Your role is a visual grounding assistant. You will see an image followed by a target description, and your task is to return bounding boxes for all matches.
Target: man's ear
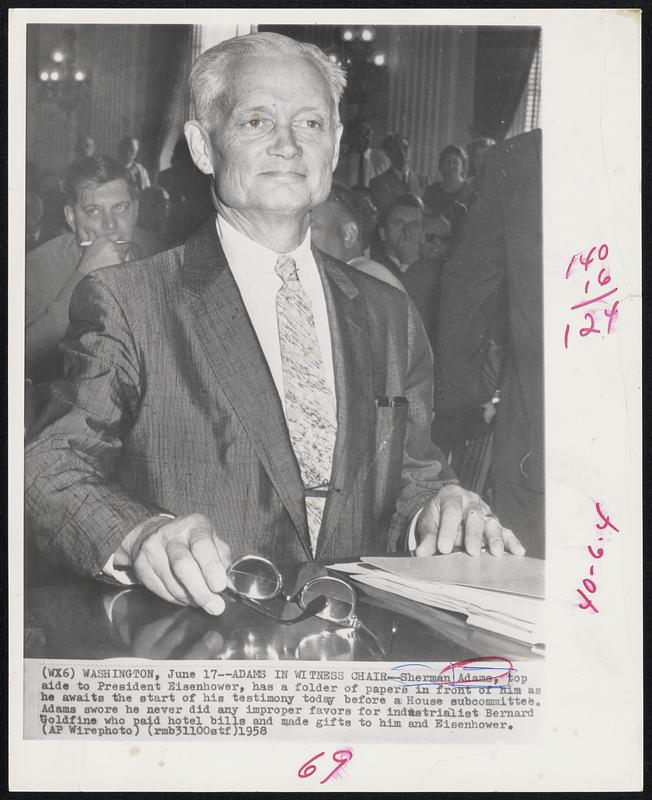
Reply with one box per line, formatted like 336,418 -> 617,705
341,220 -> 359,251
184,121 -> 214,176
331,122 -> 344,172
63,204 -> 76,233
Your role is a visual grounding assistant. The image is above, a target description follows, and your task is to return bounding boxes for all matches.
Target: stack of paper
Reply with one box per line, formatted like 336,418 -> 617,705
329,553 -> 544,648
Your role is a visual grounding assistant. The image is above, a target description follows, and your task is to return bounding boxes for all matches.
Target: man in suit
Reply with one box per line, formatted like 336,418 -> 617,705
369,133 -> 426,213
332,118 -> 388,189
435,130 -> 544,557
371,194 -> 442,353
25,32 -> 525,617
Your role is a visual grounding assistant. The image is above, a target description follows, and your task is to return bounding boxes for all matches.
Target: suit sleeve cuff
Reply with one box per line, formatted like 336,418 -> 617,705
97,513 -> 176,585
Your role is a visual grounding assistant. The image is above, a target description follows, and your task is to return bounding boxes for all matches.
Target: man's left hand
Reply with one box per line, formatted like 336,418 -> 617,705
415,484 -> 526,557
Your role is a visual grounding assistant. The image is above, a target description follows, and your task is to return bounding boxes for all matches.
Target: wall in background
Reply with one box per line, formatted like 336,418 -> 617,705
387,26 -> 476,182
26,24 -> 187,177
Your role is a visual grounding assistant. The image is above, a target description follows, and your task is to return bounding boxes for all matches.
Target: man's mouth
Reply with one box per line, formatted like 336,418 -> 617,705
261,171 -> 306,181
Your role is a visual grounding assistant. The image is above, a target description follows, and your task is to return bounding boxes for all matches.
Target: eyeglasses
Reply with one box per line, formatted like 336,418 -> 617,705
225,555 -> 360,628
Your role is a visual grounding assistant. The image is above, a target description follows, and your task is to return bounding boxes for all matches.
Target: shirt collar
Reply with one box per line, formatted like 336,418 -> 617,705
216,213 -> 312,274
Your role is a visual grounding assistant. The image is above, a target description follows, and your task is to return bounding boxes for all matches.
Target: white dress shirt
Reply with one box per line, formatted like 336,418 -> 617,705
217,215 -> 336,413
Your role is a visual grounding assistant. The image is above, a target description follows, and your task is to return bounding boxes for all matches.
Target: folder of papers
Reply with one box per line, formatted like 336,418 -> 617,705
328,553 -> 544,648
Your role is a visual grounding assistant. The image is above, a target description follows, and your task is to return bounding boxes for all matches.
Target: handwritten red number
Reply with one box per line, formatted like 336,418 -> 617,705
298,752 -> 324,779
583,577 -> 597,593
580,247 -> 596,270
577,588 -> 599,613
598,243 -> 609,260
587,544 -> 604,559
579,312 -> 600,337
320,750 -> 353,784
604,301 -> 619,334
597,267 -> 611,286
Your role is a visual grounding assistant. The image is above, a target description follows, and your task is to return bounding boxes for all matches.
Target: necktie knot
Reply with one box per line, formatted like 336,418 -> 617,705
275,254 -> 299,285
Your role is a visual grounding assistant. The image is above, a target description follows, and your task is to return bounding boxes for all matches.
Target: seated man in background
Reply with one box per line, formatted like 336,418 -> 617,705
25,33 -> 525,619
310,182 -> 405,291
369,133 -> 425,213
371,194 -> 441,353
25,155 -> 164,381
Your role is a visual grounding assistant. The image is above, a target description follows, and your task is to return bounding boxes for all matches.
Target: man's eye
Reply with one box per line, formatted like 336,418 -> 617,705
85,208 -> 100,217
296,119 -> 322,130
114,203 -> 130,213
244,118 -> 267,129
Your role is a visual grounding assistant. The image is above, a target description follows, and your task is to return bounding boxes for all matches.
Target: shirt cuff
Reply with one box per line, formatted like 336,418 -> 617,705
407,507 -> 424,552
99,513 -> 176,585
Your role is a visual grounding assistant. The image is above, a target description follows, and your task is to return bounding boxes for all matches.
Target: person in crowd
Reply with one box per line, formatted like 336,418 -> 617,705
332,118 -> 388,190
369,133 -> 425,213
466,136 -> 496,179
157,138 -> 214,241
75,134 -> 97,159
116,136 -> 151,193
137,185 -> 176,247
423,144 -> 476,240
435,130 -> 543,557
25,32 -> 524,618
310,182 -> 405,291
371,193 -> 442,352
25,155 -> 164,381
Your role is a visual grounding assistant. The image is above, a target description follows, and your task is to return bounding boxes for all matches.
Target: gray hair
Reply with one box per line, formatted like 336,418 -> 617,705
189,31 -> 347,126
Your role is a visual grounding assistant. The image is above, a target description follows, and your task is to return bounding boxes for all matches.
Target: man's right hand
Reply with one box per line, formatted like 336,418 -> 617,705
77,228 -> 131,275
121,513 -> 232,615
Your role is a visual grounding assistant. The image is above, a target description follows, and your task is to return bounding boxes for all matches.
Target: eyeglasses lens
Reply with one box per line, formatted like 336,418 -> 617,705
227,556 -> 282,600
300,578 -> 355,623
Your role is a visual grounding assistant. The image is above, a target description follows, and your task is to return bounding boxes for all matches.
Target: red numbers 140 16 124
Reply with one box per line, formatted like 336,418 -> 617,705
298,749 -> 353,784
564,243 -> 620,349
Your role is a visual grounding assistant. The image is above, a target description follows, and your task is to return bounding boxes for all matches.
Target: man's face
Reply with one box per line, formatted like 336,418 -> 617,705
79,136 -> 96,158
440,152 -> 464,181
188,55 -> 342,222
64,178 -> 137,243
310,199 -> 347,261
388,137 -> 410,171
381,204 -> 423,265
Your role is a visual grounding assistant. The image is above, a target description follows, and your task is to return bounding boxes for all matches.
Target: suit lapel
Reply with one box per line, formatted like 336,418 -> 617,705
313,249 -> 374,556
181,222 -> 311,559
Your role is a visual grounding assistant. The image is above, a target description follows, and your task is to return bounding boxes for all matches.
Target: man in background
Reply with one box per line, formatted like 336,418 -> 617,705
332,118 -> 388,189
116,136 -> 151,193
435,130 -> 544,557
310,182 -> 404,290
372,193 -> 441,352
369,133 -> 426,213
25,155 -> 163,380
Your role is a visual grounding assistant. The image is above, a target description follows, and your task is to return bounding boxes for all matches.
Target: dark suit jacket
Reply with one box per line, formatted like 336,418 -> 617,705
25,220 -> 456,577
369,168 -> 426,212
435,130 -> 543,495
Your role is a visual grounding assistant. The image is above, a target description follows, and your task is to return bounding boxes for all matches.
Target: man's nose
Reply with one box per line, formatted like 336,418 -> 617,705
100,212 -> 117,233
269,124 -> 302,158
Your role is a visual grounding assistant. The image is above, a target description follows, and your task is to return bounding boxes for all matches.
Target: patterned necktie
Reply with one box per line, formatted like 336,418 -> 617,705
275,255 -> 337,553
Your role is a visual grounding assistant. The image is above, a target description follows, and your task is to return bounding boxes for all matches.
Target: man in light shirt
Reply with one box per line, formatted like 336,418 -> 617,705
25,32 -> 524,617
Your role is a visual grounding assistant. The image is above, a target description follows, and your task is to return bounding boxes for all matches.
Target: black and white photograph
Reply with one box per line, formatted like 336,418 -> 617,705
10,8 -> 641,793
